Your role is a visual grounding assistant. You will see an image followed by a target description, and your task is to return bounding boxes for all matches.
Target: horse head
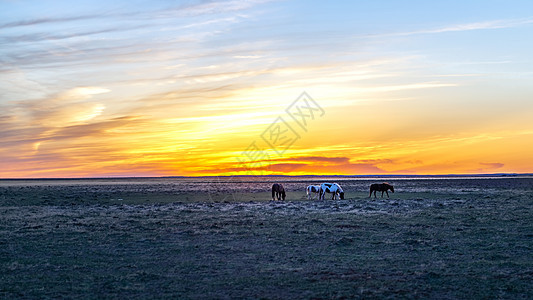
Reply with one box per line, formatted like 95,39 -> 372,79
334,183 -> 344,199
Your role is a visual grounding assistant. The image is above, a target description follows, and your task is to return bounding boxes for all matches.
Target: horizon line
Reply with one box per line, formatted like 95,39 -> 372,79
1,173 -> 531,180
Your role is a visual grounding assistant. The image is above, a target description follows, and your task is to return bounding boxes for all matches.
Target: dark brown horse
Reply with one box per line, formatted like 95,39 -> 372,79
369,182 -> 394,198
272,183 -> 286,201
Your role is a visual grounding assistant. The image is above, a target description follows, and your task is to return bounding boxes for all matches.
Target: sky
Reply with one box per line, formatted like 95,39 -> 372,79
1,0 -> 533,178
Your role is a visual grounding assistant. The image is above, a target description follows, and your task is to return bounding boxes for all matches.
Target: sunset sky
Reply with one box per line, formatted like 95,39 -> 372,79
1,0 -> 533,178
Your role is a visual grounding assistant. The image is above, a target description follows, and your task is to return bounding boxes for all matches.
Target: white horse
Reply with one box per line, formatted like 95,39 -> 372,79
319,183 -> 344,200
306,185 -> 321,200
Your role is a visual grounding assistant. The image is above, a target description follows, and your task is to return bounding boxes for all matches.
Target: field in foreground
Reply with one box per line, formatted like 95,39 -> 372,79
1,177 -> 532,299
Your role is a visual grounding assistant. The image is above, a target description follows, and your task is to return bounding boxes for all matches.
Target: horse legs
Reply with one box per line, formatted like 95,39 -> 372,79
386,190 -> 389,198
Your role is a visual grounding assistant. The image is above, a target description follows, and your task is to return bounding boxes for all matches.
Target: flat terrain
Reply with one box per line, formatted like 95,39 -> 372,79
1,177 -> 532,299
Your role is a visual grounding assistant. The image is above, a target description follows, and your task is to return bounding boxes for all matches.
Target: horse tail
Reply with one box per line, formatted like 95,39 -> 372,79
272,184 -> 276,199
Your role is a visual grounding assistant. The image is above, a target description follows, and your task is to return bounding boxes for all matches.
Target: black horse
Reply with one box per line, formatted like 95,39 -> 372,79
272,183 -> 286,201
369,182 -> 394,198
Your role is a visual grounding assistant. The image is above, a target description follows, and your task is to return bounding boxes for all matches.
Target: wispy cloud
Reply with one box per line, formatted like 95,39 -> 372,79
479,162 -> 505,170
0,0 -> 271,30
0,14 -> 102,30
278,156 -> 351,164
165,0 -> 274,17
381,17 -> 533,37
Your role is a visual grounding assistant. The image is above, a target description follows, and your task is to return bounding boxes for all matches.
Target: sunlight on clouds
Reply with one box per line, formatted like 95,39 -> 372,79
73,103 -> 106,122
33,142 -> 41,151
22,87 -> 110,127
1,0 -> 533,177
356,82 -> 458,93
62,87 -> 110,99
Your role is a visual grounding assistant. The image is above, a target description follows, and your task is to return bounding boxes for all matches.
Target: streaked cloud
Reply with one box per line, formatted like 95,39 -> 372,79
0,14 -> 102,30
480,162 -> 505,169
278,156 -> 351,164
383,17 -> 533,37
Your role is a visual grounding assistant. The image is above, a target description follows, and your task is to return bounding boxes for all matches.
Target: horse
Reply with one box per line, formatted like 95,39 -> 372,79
369,182 -> 394,198
306,185 -> 321,200
319,183 -> 344,200
272,183 -> 286,201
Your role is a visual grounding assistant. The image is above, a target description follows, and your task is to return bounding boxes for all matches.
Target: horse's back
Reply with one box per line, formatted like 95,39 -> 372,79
370,182 -> 393,191
273,183 -> 285,192
321,182 -> 332,189
321,183 -> 342,193
370,183 -> 387,190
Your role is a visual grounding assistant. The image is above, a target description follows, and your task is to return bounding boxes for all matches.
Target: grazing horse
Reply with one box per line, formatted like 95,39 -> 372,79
306,185 -> 321,200
369,182 -> 394,198
272,183 -> 286,201
319,183 -> 344,200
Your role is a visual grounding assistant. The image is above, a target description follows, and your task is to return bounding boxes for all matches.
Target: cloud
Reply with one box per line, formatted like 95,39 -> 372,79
11,86 -> 110,127
0,27 -> 134,44
57,87 -> 110,101
329,163 -> 386,174
282,156 -> 351,164
0,86 -> 112,153
384,17 -> 533,37
0,14 -> 102,30
48,116 -> 144,140
166,0 -> 274,17
355,159 -> 394,164
0,113 -> 157,178
479,162 -> 504,169
357,82 -> 458,93
0,0 -> 270,30
266,163 -> 307,172
196,160 -> 387,176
